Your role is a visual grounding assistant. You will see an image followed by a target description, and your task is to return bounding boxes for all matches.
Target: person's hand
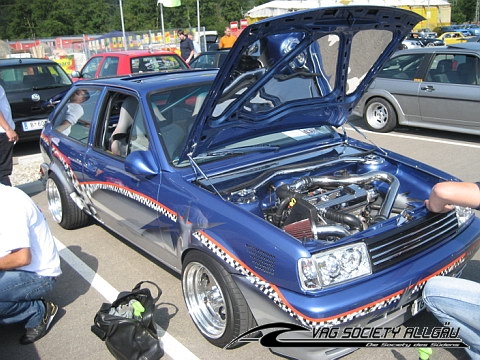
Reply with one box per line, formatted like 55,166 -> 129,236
6,128 -> 18,143
424,199 -> 454,213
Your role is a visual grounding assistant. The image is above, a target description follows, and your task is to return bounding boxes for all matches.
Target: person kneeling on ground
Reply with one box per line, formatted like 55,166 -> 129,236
423,181 -> 480,359
0,184 -> 62,344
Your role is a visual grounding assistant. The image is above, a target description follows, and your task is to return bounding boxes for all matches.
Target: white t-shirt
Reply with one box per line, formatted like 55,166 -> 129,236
0,184 -> 61,277
62,102 -> 84,136
0,85 -> 14,133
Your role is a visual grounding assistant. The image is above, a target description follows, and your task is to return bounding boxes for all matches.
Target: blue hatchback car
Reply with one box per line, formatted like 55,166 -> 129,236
40,6 -> 480,360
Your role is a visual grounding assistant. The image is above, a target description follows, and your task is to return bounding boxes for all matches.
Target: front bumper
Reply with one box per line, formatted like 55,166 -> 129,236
232,219 -> 480,359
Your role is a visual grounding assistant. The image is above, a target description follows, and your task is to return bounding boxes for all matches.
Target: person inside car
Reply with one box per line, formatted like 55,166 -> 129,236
56,89 -> 89,136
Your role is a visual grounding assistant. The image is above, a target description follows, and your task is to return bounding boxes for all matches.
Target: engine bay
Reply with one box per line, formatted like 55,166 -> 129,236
214,153 -> 422,242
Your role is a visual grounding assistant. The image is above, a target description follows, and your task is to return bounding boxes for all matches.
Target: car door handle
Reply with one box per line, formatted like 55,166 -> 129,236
421,85 -> 435,92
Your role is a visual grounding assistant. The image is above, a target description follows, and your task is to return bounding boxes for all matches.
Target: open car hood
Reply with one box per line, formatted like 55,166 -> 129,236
180,6 -> 422,161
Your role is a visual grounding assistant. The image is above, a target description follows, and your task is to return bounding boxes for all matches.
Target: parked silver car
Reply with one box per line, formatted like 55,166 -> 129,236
353,43 -> 480,135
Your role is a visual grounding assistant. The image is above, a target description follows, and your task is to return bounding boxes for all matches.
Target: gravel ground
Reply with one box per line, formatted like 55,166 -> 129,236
11,154 -> 43,187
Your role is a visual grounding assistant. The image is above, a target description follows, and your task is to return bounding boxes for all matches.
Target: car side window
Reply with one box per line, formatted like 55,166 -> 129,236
377,53 -> 424,80
426,54 -> 478,85
53,87 -> 97,143
81,57 -> 102,79
96,92 -> 149,158
99,57 -> 119,77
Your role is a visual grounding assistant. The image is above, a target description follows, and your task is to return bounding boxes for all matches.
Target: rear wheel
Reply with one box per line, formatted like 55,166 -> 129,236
182,251 -> 256,348
46,173 -> 90,229
364,97 -> 398,133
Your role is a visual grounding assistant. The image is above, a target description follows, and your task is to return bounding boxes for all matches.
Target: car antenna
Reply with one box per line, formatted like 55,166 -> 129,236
187,153 -> 225,200
345,122 -> 388,156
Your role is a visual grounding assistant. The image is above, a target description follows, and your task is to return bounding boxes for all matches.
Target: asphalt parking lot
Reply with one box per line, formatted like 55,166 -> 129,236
2,121 -> 479,360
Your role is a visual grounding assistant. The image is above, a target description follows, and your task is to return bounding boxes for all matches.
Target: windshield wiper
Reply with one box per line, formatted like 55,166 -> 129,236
203,144 -> 280,157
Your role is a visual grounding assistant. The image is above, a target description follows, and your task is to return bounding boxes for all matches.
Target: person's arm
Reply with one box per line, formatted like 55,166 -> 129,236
186,41 -> 195,64
55,120 -> 72,133
0,110 -> 18,142
0,248 -> 31,270
425,181 -> 480,213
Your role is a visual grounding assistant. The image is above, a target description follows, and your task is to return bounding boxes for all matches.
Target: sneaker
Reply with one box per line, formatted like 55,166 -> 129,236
20,300 -> 58,345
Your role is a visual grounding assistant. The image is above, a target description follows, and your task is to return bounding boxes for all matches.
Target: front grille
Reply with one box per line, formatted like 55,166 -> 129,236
366,211 -> 458,272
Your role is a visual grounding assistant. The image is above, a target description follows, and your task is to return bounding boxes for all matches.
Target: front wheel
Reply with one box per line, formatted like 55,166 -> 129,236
364,97 -> 398,133
182,251 -> 256,348
46,172 -> 90,229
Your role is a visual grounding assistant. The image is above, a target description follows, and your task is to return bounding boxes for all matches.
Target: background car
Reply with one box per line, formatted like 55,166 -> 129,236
71,50 -> 188,81
400,37 -> 423,49
462,24 -> 480,36
438,31 -> 470,44
416,27 -> 437,38
188,50 -> 229,69
353,43 -> 480,135
39,7 -> 480,360
407,32 -> 444,47
0,58 -> 72,141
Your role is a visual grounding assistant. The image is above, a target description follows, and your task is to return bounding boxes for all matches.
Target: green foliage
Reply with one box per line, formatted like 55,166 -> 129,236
451,0 -> 476,23
5,0 -> 476,41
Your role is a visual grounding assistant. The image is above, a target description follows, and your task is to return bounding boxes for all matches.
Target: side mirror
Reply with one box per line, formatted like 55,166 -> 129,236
71,70 -> 80,78
125,151 -> 159,178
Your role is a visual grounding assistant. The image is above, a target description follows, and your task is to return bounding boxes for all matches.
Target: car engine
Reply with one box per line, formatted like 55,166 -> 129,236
221,154 -> 413,242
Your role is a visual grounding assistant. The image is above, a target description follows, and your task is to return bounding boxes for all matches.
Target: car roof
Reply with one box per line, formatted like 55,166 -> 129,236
73,69 -> 218,93
397,42 -> 480,54
197,50 -> 230,55
0,58 -> 59,66
91,50 -> 178,57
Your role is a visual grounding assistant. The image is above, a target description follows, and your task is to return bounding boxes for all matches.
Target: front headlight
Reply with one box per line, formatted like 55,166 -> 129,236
455,206 -> 474,227
298,243 -> 372,291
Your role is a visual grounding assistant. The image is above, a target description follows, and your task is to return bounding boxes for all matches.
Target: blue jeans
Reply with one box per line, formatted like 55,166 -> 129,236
0,270 -> 56,329
423,276 -> 480,359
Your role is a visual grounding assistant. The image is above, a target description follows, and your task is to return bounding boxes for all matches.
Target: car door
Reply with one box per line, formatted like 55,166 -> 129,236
98,56 -> 120,78
374,52 -> 425,123
82,90 -> 180,268
78,56 -> 104,80
49,85 -> 101,184
418,53 -> 480,131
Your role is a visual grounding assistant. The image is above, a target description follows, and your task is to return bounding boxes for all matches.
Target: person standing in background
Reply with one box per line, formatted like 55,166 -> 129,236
188,33 -> 201,58
219,27 -> 237,49
178,30 -> 195,64
0,84 -> 18,186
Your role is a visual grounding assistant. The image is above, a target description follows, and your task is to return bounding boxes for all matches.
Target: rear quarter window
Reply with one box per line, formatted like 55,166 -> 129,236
130,55 -> 187,73
377,53 -> 425,80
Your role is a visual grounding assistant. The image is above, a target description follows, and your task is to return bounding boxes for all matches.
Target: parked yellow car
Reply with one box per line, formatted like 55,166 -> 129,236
439,31 -> 470,44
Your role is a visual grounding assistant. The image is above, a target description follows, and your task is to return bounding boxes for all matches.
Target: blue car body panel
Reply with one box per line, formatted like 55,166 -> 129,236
39,6 -> 480,360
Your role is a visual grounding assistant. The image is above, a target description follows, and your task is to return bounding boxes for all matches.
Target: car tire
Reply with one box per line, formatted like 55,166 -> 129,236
364,97 -> 397,133
182,250 -> 256,348
46,172 -> 90,229
426,42 -> 435,47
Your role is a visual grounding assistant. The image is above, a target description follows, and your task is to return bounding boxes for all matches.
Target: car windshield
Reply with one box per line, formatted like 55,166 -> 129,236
149,83 -> 212,161
148,83 -> 339,166
130,54 -> 188,73
0,63 -> 72,92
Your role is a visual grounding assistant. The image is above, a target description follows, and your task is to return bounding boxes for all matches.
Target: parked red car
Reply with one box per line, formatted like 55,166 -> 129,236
71,50 -> 188,81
